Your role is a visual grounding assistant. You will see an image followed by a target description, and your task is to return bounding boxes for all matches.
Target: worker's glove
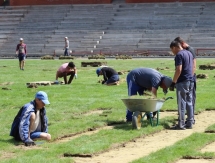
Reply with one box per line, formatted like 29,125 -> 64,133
163,89 -> 168,95
169,82 -> 176,91
24,138 -> 36,146
75,74 -> 77,79
54,80 -> 59,84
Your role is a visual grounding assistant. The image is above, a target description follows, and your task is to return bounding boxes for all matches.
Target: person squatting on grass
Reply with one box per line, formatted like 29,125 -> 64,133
10,91 -> 51,146
55,62 -> 77,84
96,67 -> 119,86
174,37 -> 197,124
126,68 -> 172,122
169,41 -> 194,130
16,38 -> 27,70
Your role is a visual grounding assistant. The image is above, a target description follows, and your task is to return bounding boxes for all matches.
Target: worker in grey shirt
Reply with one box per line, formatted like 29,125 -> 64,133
64,37 -> 69,56
174,37 -> 196,124
126,68 -> 172,122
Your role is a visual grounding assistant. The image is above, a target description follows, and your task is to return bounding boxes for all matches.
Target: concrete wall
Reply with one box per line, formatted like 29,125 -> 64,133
126,0 -> 215,2
10,0 -> 112,6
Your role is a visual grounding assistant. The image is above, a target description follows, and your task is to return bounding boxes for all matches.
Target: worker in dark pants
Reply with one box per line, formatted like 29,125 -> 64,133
174,37 -> 197,124
96,67 -> 119,86
126,68 -> 172,122
55,62 -> 77,84
169,41 -> 194,130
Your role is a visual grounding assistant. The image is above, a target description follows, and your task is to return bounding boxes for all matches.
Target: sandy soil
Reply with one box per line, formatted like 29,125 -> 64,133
176,159 -> 215,163
201,141 -> 215,153
5,111 -> 215,163
73,111 -> 215,163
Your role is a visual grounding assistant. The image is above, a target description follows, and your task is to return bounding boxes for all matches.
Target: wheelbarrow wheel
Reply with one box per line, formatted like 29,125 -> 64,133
132,111 -> 142,129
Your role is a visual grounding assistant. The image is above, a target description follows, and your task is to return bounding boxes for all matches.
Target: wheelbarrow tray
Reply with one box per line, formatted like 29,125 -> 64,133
121,98 -> 165,112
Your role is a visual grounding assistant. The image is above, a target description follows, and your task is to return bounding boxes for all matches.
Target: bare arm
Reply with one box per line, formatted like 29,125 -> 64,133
151,87 -> 157,97
193,58 -> 196,74
74,67 -> 77,74
173,65 -> 182,83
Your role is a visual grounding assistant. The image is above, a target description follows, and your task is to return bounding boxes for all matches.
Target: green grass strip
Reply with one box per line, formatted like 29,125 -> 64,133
132,133 -> 215,163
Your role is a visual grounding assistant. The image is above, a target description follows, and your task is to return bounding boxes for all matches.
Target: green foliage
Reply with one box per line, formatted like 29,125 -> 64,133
88,55 -> 105,60
41,55 -> 54,60
59,55 -> 75,60
116,55 -> 132,59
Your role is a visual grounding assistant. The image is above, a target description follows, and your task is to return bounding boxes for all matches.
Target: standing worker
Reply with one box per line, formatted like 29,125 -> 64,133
174,37 -> 197,124
96,67 -> 119,86
169,41 -> 194,130
64,37 -> 69,56
126,68 -> 172,122
16,38 -> 27,70
55,62 -> 77,84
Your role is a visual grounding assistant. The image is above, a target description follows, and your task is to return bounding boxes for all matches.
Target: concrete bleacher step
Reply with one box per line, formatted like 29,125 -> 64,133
1,2 -> 215,57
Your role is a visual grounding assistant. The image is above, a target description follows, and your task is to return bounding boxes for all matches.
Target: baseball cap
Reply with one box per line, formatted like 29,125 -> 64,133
96,68 -> 101,77
163,76 -> 172,89
35,91 -> 50,105
65,37 -> 68,39
20,38 -> 23,41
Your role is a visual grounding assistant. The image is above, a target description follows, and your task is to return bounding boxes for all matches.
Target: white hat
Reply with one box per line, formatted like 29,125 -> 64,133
65,37 -> 68,39
20,38 -> 23,41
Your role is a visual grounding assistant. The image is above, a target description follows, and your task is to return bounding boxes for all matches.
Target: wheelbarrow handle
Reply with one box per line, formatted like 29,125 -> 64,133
165,97 -> 174,101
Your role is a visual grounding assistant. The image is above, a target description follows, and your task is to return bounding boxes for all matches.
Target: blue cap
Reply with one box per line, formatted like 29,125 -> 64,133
96,68 -> 101,77
35,91 -> 50,105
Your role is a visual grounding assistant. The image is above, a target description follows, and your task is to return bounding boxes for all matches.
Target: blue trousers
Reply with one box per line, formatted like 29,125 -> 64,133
176,80 -> 194,128
106,75 -> 119,84
64,48 -> 69,56
126,74 -> 145,121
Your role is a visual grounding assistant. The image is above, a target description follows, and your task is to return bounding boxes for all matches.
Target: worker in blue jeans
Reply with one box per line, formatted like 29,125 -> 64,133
126,68 -> 172,122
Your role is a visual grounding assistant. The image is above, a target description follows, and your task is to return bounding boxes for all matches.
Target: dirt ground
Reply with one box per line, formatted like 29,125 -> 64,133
72,111 -> 215,163
7,111 -> 215,163
176,159 -> 215,163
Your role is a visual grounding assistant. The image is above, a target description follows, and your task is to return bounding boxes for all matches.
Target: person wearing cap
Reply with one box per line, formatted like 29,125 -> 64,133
126,67 -> 172,122
64,37 -> 69,56
16,38 -> 27,70
96,67 -> 119,86
169,41 -> 194,130
174,37 -> 197,125
55,62 -> 77,84
10,91 -> 51,146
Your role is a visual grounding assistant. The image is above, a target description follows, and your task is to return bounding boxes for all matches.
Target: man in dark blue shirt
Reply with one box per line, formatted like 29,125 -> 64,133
174,37 -> 196,124
169,41 -> 194,130
126,68 -> 172,122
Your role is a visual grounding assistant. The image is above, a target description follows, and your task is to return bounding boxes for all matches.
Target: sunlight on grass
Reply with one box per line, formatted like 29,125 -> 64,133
1,58 -> 215,162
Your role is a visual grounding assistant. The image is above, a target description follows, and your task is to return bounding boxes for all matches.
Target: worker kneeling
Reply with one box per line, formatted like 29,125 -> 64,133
96,67 -> 119,86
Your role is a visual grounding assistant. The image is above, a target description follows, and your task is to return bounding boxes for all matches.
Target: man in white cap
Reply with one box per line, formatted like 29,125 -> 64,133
10,91 -> 51,146
64,37 -> 69,56
126,68 -> 172,122
16,38 -> 27,70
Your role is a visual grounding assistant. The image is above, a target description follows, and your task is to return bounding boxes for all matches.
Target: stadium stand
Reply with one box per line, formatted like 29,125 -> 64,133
0,2 -> 215,57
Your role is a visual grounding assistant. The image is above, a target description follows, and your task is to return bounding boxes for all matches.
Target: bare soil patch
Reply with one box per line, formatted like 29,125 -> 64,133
73,111 -> 215,163
176,159 -> 215,163
201,141 -> 215,153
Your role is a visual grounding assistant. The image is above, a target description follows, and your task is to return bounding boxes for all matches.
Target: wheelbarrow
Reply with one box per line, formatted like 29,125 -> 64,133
121,97 -> 173,129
